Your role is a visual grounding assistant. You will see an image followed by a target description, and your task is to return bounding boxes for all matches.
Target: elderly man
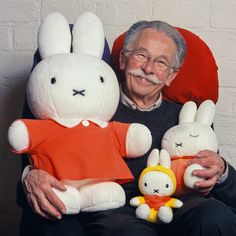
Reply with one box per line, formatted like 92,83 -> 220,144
21,20 -> 236,236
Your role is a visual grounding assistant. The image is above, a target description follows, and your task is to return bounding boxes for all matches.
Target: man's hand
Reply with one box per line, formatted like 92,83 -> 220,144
23,169 -> 66,219
188,150 -> 225,194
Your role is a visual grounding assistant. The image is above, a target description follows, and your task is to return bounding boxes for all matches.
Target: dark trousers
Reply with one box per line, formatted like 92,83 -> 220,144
20,197 -> 236,236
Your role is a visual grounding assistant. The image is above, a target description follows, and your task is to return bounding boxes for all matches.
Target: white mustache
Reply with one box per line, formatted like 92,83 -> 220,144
128,68 -> 162,84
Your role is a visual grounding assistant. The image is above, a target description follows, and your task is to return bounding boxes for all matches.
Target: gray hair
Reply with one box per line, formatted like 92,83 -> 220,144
123,20 -> 186,69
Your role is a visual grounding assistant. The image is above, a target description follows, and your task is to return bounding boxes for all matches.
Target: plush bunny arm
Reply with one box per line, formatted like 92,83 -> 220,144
130,196 -> 145,207
172,199 -> 183,208
165,198 -> 183,208
126,123 -> 152,157
8,120 -> 29,152
184,163 -> 205,189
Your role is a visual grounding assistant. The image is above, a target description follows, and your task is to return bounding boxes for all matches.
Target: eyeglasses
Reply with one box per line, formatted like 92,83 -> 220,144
126,49 -> 175,71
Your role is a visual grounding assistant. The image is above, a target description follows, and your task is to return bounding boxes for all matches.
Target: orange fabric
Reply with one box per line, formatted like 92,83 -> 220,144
111,28 -> 218,106
18,119 -> 133,183
171,156 -> 197,196
144,195 -> 171,210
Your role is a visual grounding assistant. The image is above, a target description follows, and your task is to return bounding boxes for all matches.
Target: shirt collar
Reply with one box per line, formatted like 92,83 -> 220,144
120,84 -> 162,111
54,118 -> 108,128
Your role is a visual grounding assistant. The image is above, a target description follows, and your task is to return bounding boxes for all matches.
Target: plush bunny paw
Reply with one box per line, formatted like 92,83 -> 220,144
130,197 -> 141,207
8,120 -> 29,152
184,163 -> 206,189
173,199 -> 183,208
126,123 -> 152,157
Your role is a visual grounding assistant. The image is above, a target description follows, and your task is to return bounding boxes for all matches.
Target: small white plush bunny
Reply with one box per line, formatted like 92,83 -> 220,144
130,149 -> 183,223
8,12 -> 152,214
161,100 -> 218,196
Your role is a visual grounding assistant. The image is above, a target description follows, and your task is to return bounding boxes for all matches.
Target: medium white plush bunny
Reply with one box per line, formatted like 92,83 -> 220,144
130,149 -> 183,223
8,12 -> 152,214
161,100 -> 218,196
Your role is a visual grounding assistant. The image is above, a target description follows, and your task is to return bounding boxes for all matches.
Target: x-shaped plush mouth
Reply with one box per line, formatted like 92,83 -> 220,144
73,89 -> 86,96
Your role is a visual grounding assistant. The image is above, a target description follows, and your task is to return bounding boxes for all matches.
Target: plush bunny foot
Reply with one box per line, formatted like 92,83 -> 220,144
184,163 -> 206,189
158,206 -> 173,223
80,182 -> 125,212
135,204 -> 151,220
52,185 -> 81,214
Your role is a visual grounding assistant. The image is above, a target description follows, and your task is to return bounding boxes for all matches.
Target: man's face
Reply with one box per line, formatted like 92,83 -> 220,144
120,29 -> 179,104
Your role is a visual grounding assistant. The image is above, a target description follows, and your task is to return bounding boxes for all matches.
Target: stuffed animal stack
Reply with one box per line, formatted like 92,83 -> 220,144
161,100 -> 218,196
8,12 -> 152,214
130,149 -> 183,223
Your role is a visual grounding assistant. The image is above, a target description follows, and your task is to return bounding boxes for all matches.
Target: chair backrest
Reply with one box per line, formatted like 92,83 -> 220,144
111,27 -> 219,106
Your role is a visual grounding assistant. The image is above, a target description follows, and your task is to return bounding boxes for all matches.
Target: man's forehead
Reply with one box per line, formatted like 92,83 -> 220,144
133,29 -> 176,49
131,29 -> 177,58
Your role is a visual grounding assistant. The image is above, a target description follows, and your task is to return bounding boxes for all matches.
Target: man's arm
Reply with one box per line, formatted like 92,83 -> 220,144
189,150 -> 236,208
210,164 -> 236,208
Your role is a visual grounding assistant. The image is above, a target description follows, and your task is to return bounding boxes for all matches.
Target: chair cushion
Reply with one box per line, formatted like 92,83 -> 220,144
111,28 -> 218,106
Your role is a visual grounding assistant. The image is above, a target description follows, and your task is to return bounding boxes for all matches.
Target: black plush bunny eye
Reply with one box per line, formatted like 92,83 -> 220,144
144,182 -> 148,187
165,184 -> 169,188
51,77 -> 56,84
100,76 -> 104,83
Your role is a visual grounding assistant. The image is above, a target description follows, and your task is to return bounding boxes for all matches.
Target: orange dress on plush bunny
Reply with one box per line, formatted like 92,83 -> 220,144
16,119 -> 134,184
170,156 -> 197,195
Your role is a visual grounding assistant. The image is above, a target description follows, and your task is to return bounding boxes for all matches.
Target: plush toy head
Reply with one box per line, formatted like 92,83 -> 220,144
27,12 -> 119,127
138,149 -> 176,197
161,100 -> 218,157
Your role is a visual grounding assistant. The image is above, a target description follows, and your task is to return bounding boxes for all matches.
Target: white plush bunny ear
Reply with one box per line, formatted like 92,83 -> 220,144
72,11 -> 104,58
195,100 -> 215,126
147,149 -> 160,167
179,101 -> 197,124
159,149 -> 171,168
38,12 -> 71,59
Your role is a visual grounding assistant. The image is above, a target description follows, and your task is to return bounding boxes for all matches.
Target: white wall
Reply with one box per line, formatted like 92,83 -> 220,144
0,0 -> 236,235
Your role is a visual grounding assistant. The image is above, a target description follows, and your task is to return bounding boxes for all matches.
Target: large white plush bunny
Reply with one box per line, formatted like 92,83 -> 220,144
161,100 -> 218,196
130,149 -> 183,223
8,12 -> 152,214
